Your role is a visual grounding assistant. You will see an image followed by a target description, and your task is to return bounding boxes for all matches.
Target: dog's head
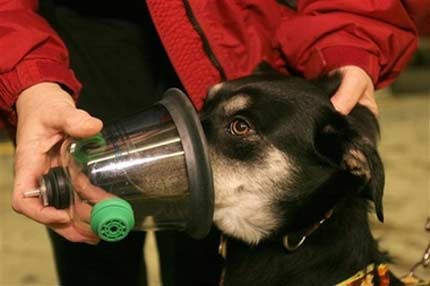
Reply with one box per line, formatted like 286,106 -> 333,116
202,64 -> 384,245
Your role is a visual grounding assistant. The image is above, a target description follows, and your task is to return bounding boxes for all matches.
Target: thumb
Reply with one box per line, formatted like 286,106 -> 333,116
330,74 -> 365,116
57,106 -> 103,138
330,66 -> 374,116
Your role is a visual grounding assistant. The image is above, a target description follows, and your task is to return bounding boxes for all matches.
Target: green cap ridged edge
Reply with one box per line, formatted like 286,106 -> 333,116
71,133 -> 106,164
90,198 -> 135,242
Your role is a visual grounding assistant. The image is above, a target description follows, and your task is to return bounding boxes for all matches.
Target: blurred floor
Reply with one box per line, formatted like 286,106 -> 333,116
372,90 -> 430,281
0,89 -> 429,285
0,140 -> 58,285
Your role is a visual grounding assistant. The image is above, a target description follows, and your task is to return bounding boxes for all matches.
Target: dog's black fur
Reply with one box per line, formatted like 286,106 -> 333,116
201,64 -> 403,286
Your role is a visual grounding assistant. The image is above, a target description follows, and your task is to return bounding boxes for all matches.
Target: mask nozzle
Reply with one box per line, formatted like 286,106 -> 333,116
23,167 -> 72,209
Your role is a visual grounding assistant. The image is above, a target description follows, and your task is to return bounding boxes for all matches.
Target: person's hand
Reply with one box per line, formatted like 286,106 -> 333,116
13,82 -> 103,244
330,65 -> 378,116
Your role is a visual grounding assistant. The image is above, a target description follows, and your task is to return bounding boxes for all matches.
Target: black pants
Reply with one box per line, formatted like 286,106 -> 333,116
40,2 -> 223,285
48,229 -> 223,286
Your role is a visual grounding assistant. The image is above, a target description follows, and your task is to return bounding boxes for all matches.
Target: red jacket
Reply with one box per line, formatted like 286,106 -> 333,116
0,0 -> 423,127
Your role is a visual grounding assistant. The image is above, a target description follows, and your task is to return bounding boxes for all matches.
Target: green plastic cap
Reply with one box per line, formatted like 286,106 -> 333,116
90,198 -> 135,242
71,133 -> 106,164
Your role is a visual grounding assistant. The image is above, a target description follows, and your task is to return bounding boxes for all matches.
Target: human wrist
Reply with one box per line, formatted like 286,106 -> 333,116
304,46 -> 380,85
0,59 -> 82,126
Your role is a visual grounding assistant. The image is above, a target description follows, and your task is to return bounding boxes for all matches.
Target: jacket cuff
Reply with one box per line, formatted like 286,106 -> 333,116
303,46 -> 380,85
0,59 -> 82,126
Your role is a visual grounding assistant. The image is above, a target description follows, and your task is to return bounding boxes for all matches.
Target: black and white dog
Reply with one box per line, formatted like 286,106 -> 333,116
201,64 -> 403,286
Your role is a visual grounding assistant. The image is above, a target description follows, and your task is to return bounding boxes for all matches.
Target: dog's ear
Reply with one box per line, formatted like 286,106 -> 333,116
312,73 -> 342,97
315,114 -> 385,222
252,61 -> 280,76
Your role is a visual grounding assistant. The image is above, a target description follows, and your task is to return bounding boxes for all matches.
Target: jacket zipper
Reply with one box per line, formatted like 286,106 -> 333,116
182,0 -> 227,81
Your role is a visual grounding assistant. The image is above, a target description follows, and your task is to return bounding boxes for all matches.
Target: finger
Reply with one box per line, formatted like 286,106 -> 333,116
72,172 -> 115,204
358,95 -> 379,116
331,73 -> 366,115
13,143 -> 70,224
15,148 -> 98,242
49,105 -> 103,138
12,198 -> 71,224
73,200 -> 93,224
49,223 -> 100,244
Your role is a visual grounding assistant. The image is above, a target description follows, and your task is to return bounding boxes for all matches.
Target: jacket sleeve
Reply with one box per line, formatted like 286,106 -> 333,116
276,0 -> 418,88
0,0 -> 81,126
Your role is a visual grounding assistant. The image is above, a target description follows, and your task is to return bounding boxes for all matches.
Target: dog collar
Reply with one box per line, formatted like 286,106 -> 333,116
336,263 -> 389,286
336,263 -> 429,286
218,209 -> 335,259
218,239 -> 429,286
283,209 -> 334,251
219,234 -> 228,259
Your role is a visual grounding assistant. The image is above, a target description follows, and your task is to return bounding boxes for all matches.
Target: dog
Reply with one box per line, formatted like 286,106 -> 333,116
201,64 -> 405,286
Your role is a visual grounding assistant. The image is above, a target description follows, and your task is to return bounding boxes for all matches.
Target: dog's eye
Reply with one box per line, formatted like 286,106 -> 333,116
230,118 -> 252,136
